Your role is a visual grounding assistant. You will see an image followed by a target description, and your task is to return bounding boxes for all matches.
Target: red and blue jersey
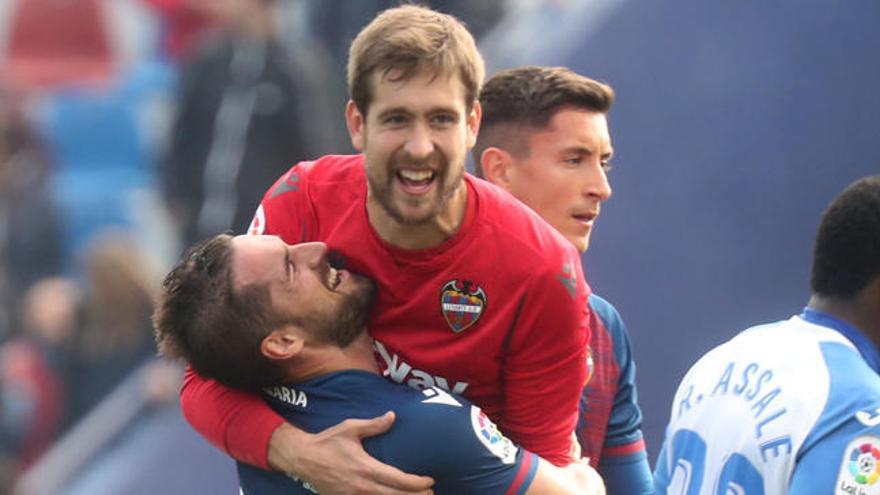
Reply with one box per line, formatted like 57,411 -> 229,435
237,370 -> 539,494
577,293 -> 652,493
181,154 -> 592,468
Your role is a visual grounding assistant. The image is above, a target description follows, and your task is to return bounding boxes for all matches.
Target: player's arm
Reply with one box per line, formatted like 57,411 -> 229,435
528,458 -> 606,495
789,414 -> 880,494
590,297 -> 653,493
180,366 -> 283,468
395,395 -> 603,494
501,252 -> 592,465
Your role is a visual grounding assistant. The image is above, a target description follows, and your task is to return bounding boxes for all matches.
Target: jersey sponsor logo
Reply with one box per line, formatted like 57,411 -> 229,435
248,205 -> 266,235
269,170 -> 301,199
439,280 -> 486,333
556,260 -> 577,299
421,387 -> 462,407
470,406 -> 517,464
374,340 -> 469,394
837,436 -> 880,494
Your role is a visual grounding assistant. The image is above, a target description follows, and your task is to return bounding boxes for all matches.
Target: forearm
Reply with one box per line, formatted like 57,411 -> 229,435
180,367 -> 284,469
598,446 -> 652,495
266,422 -> 310,475
529,458 -> 605,495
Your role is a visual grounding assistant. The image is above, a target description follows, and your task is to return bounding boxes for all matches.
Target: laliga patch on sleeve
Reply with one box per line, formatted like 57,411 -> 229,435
837,435 -> 880,494
248,205 -> 266,235
470,406 -> 517,464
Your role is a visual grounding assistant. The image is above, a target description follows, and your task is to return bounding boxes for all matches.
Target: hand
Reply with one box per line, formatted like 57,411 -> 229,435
267,411 -> 434,494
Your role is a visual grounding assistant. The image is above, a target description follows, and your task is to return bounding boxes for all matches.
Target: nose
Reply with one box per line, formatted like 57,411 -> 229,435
288,242 -> 328,269
403,122 -> 434,160
584,163 -> 612,201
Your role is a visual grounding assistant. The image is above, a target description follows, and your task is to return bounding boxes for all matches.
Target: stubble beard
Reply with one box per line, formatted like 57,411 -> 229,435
308,275 -> 376,348
366,152 -> 465,226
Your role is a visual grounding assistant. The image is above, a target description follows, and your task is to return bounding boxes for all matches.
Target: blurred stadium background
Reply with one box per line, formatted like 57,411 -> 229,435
0,0 -> 877,492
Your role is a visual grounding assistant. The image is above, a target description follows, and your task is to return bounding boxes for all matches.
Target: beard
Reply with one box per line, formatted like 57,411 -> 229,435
366,150 -> 465,225
305,274 -> 376,348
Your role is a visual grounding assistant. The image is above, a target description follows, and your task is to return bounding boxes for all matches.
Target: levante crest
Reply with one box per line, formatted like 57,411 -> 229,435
440,280 -> 487,333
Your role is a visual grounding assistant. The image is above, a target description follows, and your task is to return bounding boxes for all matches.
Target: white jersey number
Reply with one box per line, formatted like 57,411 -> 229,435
658,429 -> 765,495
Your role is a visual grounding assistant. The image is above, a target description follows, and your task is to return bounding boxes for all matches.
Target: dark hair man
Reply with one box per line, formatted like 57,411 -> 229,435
654,176 -> 880,493
155,233 -> 605,494
473,66 -> 653,493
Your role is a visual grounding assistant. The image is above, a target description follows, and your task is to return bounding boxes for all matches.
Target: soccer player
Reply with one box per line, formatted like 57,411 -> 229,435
473,66 -> 652,493
155,233 -> 606,494
653,175 -> 880,493
179,5 -> 594,493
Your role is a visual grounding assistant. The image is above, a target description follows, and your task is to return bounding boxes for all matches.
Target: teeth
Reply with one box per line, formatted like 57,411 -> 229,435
399,169 -> 433,182
327,267 -> 338,289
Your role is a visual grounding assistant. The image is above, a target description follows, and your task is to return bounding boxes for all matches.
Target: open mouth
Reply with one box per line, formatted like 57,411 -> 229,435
397,169 -> 436,193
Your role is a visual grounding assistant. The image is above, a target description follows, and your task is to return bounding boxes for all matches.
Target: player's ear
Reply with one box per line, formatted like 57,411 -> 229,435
466,100 -> 482,149
480,147 -> 514,192
261,327 -> 305,361
345,100 -> 366,151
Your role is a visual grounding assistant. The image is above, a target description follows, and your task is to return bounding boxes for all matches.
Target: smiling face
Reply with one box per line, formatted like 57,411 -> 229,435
230,235 -> 374,347
346,69 -> 480,228
504,109 -> 613,253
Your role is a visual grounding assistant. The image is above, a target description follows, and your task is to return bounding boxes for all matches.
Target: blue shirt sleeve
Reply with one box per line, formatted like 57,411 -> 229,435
373,387 -> 538,494
589,295 -> 653,493
790,342 -> 880,494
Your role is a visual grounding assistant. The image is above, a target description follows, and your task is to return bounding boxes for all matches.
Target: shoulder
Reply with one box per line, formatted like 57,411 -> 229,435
468,176 -> 586,295
392,389 -> 524,474
262,154 -> 364,202
252,155 -> 364,237
469,175 -> 574,259
391,387 -> 475,428
588,294 -> 626,335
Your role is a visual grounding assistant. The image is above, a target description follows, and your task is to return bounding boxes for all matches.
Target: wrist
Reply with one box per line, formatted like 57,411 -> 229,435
267,422 -> 308,475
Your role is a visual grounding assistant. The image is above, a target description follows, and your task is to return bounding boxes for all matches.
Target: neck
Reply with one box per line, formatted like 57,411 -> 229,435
285,332 -> 378,383
808,280 -> 880,350
367,182 -> 469,250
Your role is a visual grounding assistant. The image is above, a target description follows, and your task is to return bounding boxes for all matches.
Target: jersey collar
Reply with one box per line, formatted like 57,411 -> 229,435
801,307 -> 880,374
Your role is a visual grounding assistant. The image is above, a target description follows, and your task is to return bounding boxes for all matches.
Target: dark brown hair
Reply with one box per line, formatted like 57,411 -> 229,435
153,234 -> 288,390
473,66 -> 614,175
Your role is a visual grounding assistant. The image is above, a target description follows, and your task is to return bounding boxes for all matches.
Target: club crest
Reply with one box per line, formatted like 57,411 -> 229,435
440,280 -> 487,333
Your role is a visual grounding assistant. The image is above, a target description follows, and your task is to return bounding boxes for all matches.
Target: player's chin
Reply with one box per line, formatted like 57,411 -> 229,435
565,230 -> 591,253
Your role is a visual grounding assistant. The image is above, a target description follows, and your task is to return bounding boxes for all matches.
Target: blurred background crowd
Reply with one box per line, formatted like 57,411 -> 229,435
0,0 -> 877,493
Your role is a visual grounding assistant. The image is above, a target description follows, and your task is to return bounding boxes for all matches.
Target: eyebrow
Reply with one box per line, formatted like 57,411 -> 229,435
375,107 -> 412,120
562,145 -> 614,159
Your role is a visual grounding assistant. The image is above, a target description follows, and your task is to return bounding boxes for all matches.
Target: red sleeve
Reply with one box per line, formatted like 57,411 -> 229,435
500,252 -> 591,466
180,366 -> 284,469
